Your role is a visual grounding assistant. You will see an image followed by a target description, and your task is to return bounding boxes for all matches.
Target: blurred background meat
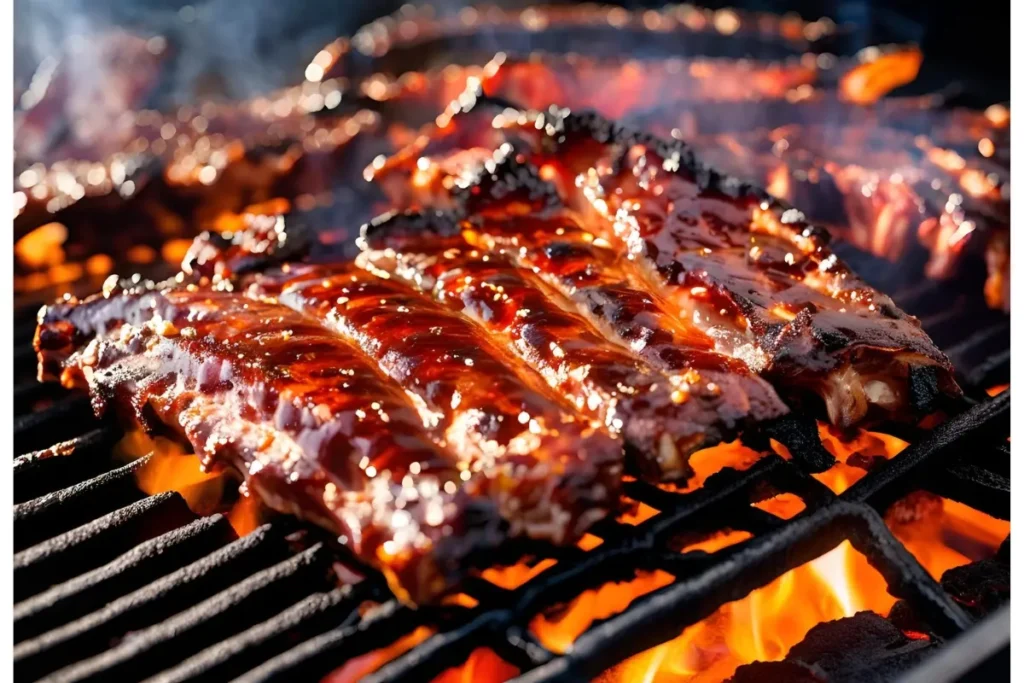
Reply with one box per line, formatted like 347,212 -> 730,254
11,0 -> 1010,316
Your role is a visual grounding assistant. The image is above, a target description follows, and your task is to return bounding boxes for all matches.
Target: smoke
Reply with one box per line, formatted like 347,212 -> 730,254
14,0 -> 393,108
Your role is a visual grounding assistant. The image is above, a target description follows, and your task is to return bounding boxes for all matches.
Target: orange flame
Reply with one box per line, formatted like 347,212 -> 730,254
322,626 -> 435,683
810,425 -> 909,495
227,492 -> 265,536
480,558 -> 558,590
123,431 -> 264,535
430,648 -> 519,683
888,493 -> 1009,581
839,48 -> 923,105
15,222 -> 67,269
986,384 -> 1009,397
531,571 -> 677,653
597,540 -> 897,682
126,432 -> 226,516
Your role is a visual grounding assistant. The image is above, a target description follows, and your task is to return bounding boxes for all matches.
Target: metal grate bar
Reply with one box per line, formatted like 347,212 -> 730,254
13,520 -> 299,681
13,380 -> 67,416
14,426 -> 122,503
14,455 -> 150,550
235,601 -> 433,683
14,514 -> 236,643
14,491 -> 195,602
507,504 -> 972,683
146,584 -> 377,683
13,395 -> 100,454
845,393 -> 1010,510
925,461 -> 1010,521
46,544 -> 336,683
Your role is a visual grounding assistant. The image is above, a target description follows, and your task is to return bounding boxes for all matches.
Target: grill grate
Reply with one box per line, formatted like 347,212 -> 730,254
12,297 -> 1010,682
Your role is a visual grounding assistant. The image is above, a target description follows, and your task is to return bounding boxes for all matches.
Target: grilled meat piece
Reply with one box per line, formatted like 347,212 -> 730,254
372,102 -> 960,426
358,210 -> 786,480
498,108 -> 960,425
35,281 -> 619,602
241,262 -> 623,495
689,124 -> 1009,296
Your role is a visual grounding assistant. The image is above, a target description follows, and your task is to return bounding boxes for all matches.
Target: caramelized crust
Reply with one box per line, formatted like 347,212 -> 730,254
35,283 -> 618,602
360,211 -> 788,479
369,103 -> 959,426
499,108 -> 960,424
244,262 -> 623,510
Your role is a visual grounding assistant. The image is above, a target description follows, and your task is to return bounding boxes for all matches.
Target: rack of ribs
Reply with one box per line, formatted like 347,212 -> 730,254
35,279 -> 621,602
35,101 -> 964,603
367,100 -> 961,427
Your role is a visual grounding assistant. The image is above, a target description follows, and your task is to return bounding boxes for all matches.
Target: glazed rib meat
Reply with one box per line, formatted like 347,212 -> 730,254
368,101 -> 960,427
496,108 -> 960,425
240,261 -> 623,497
35,280 -> 620,602
358,210 -> 787,480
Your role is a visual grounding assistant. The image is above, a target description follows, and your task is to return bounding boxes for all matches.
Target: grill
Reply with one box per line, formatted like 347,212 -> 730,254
12,241 -> 1011,682
12,3 -> 1011,682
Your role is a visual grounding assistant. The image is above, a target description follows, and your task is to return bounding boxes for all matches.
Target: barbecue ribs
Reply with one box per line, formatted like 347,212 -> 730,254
369,103 -> 961,426
36,280 -> 621,602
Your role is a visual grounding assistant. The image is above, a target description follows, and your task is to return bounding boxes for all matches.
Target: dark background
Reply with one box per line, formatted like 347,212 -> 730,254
13,0 -> 1010,107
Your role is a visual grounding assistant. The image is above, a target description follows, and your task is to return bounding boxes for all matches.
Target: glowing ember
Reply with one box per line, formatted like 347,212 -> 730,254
811,425 -> 909,495
322,626 -> 435,683
126,432 -> 226,516
430,648 -> 519,682
753,493 -> 806,520
675,440 -> 766,494
679,530 -> 753,555
619,498 -> 661,525
15,222 -> 67,269
227,492 -> 265,536
531,570 -> 676,653
839,47 -> 923,105
887,493 -> 1010,581
480,558 -> 558,590
596,541 -> 897,682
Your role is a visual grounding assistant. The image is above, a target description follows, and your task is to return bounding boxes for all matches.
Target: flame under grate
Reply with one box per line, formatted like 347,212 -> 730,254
11,302 -> 1009,682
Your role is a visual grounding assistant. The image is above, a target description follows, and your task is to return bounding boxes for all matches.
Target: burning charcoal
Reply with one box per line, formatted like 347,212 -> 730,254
887,600 -> 929,635
785,612 -> 935,682
884,490 -> 944,535
940,558 -> 1010,620
729,612 -> 936,682
846,452 -> 889,473
729,660 -> 828,683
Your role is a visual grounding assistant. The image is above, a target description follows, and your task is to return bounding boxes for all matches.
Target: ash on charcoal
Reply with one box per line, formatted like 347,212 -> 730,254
729,612 -> 937,683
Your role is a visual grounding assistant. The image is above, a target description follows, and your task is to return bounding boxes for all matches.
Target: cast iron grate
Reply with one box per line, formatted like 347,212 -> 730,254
11,293 -> 1010,682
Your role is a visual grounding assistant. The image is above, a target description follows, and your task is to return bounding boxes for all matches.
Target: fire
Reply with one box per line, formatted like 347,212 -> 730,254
619,497 -> 661,525
322,626 -> 435,683
121,430 -> 264,535
15,222 -> 67,269
887,493 -> 1010,581
986,384 -> 1009,397
531,571 -> 677,653
810,425 -> 909,494
125,432 -> 226,516
481,558 -> 558,590
530,530 -> 751,654
839,47 -> 923,105
753,493 -> 806,520
674,440 -> 766,494
430,648 -> 519,683
597,541 -> 897,683
227,492 -> 265,536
